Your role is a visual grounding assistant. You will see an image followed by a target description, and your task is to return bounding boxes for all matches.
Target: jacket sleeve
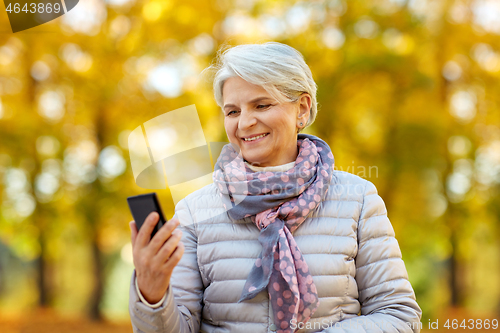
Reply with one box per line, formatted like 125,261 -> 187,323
129,197 -> 204,333
321,180 -> 422,333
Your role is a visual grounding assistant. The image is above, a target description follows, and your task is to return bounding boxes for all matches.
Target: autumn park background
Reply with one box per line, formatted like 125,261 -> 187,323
0,0 -> 499,332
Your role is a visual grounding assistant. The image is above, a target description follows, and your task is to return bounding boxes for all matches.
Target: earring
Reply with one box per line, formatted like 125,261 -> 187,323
300,122 -> 303,126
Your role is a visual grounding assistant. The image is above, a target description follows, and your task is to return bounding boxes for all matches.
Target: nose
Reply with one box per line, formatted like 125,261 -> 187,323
238,108 -> 257,131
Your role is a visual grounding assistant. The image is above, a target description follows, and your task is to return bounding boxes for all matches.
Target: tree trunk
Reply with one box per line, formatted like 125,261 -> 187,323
434,6 -> 465,306
88,232 -> 104,321
24,34 -> 54,308
86,105 -> 107,321
36,234 -> 51,307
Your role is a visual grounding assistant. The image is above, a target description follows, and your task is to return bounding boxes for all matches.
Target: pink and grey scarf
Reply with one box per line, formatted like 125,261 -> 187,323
213,134 -> 335,333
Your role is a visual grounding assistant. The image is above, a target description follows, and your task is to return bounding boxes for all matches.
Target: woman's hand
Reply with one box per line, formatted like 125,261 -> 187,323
130,212 -> 185,304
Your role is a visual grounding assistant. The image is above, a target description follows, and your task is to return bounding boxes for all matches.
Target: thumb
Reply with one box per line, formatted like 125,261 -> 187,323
129,221 -> 138,246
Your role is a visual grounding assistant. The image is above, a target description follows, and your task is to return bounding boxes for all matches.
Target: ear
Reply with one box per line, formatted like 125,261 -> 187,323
296,93 -> 312,131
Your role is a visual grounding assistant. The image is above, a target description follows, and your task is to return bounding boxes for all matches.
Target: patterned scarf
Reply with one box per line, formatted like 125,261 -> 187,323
212,134 -> 335,333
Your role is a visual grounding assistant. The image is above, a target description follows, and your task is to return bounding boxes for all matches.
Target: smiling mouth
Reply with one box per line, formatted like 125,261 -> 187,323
242,133 -> 269,141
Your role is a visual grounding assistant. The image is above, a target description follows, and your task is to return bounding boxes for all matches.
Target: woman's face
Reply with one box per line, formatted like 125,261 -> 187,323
222,76 -> 311,167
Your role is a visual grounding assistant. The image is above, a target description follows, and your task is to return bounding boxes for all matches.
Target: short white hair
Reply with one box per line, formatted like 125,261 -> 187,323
204,42 -> 318,131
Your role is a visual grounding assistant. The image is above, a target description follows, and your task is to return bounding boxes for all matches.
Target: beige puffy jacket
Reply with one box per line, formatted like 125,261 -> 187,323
129,170 -> 422,332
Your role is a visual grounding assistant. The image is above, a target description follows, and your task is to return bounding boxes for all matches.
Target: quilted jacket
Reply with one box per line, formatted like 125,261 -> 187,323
129,170 -> 422,332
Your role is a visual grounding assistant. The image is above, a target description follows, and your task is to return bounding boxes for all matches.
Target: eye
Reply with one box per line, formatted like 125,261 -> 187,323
227,110 -> 239,116
257,104 -> 271,109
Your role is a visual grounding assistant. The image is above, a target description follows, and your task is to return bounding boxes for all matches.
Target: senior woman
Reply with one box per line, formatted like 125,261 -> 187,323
128,42 -> 422,333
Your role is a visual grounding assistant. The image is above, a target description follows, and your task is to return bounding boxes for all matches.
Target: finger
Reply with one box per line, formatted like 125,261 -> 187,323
136,212 -> 159,248
148,218 -> 180,256
154,229 -> 183,263
163,241 -> 185,270
129,221 -> 138,246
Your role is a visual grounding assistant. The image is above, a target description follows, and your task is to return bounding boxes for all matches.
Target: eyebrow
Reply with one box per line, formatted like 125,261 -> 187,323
223,96 -> 273,110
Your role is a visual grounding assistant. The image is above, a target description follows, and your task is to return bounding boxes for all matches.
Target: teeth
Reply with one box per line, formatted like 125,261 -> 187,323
244,133 -> 267,141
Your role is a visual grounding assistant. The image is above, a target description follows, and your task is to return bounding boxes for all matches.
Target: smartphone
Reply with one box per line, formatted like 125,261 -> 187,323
127,192 -> 167,240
